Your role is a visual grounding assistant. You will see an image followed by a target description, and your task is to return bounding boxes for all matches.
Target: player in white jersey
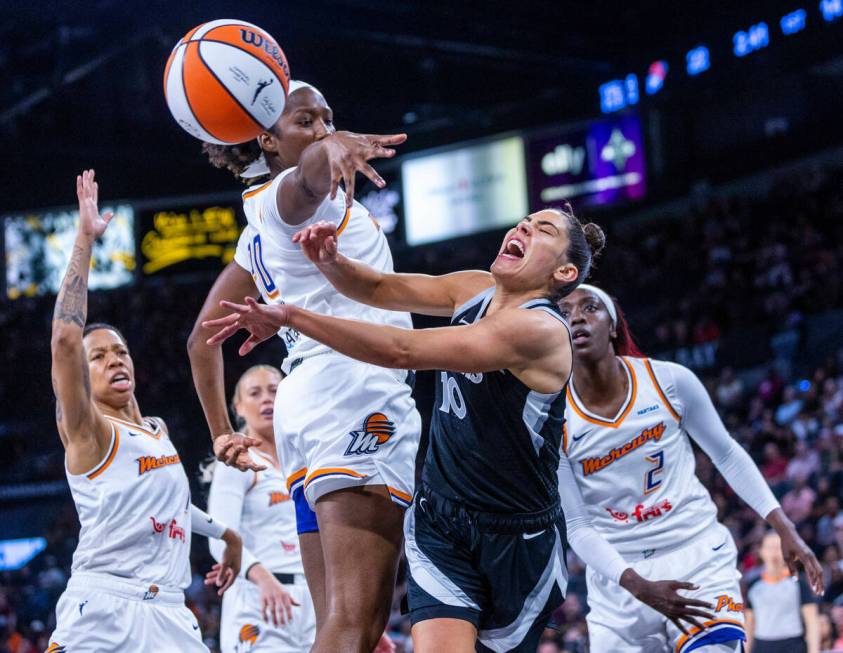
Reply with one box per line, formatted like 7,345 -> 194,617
557,284 -> 824,653
187,82 -> 414,652
47,171 -> 244,653
206,365 -> 316,653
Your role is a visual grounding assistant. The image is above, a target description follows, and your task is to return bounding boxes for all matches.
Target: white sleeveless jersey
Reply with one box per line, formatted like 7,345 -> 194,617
66,415 -> 192,589
564,357 -> 718,557
234,169 -> 412,364
210,449 -> 303,574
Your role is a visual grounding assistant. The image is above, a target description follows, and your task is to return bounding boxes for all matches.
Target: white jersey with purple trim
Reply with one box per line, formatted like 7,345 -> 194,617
234,168 -> 412,367
66,415 -> 192,590
563,356 -> 718,558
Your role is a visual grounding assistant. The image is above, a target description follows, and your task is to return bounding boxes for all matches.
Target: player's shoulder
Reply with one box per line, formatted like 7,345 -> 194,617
450,272 -> 495,314
144,416 -> 169,436
640,357 -> 698,389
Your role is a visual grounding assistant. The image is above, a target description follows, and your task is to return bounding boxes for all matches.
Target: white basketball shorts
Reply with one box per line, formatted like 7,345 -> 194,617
586,522 -> 746,653
220,576 -> 315,653
47,571 -> 207,652
275,351 -> 421,510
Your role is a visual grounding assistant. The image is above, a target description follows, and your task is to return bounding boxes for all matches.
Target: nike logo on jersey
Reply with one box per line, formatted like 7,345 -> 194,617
128,430 -> 142,437
79,600 -> 88,615
523,529 -> 545,540
457,318 -> 470,325
712,541 -> 727,551
572,431 -> 590,442
193,623 -> 200,631
637,405 -> 660,416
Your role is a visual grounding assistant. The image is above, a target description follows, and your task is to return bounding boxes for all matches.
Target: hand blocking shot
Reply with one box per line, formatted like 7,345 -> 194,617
204,207 -> 717,653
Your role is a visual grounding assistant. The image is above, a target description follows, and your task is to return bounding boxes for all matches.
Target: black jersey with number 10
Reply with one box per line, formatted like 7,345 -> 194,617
422,287 -> 571,515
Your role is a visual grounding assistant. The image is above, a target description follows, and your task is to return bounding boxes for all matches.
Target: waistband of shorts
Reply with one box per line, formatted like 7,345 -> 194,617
67,571 -> 184,605
419,485 -> 562,533
621,520 -> 727,562
274,572 -> 307,585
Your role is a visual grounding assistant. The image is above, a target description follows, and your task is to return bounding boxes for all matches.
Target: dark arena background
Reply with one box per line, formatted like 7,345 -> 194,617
1,1 -> 843,651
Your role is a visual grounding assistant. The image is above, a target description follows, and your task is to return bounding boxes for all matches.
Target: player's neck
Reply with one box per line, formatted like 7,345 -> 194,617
574,355 -> 627,407
97,395 -> 143,425
487,287 -> 546,314
763,563 -> 789,580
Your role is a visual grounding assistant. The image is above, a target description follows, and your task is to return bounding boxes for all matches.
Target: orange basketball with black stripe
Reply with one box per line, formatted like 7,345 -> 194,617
164,19 -> 291,144
364,412 -> 395,444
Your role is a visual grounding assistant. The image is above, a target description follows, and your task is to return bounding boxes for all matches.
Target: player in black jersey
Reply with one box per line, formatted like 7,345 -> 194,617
203,207 -> 714,653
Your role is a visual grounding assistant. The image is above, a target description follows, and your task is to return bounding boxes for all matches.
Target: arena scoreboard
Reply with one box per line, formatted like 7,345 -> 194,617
139,204 -> 242,275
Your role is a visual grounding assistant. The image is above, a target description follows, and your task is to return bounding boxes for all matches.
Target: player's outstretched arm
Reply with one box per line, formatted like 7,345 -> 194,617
51,170 -> 112,458
278,131 -> 406,222
187,262 -> 265,473
669,362 -> 825,595
204,299 -> 568,390
558,455 -> 715,635
294,221 -> 493,317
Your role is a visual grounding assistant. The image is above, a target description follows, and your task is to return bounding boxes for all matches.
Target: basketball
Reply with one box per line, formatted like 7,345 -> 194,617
163,19 -> 291,145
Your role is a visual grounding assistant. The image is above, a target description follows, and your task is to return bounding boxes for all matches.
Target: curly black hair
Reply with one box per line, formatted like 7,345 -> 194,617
201,140 -> 268,186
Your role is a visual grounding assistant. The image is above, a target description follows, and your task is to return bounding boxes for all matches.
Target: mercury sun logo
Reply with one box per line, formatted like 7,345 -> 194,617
345,412 -> 395,456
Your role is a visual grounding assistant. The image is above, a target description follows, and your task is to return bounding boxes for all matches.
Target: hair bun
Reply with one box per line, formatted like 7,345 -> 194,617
583,222 -> 606,257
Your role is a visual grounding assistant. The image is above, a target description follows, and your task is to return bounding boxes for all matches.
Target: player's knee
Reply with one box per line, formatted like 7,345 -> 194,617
321,609 -> 384,650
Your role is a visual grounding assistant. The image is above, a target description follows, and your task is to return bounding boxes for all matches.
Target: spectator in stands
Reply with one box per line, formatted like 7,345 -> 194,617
782,475 -> 818,525
762,442 -> 789,488
787,441 -> 820,484
776,386 -> 803,426
716,367 -> 745,410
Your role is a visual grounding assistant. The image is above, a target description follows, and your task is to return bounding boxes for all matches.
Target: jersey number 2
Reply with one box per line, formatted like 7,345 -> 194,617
644,451 -> 664,495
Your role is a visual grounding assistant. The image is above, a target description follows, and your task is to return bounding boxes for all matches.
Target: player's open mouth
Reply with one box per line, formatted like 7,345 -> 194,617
572,328 -> 590,344
110,372 -> 131,391
260,408 -> 273,418
500,238 -> 525,260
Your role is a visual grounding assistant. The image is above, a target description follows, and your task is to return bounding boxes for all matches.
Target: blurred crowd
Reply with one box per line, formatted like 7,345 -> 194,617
0,164 -> 841,652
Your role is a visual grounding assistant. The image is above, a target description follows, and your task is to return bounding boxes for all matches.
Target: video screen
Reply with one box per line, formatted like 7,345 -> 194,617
5,205 -> 135,299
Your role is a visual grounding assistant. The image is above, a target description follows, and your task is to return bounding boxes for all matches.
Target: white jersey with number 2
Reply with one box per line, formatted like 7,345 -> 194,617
564,356 -> 779,558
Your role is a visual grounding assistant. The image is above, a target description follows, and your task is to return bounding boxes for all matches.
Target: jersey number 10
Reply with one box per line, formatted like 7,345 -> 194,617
438,371 -> 467,419
247,234 -> 280,300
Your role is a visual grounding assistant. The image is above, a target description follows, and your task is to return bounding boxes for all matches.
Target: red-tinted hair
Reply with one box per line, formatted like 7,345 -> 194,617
610,299 -> 644,357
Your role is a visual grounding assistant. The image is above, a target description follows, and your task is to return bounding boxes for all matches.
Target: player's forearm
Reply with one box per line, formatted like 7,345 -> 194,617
51,236 -> 93,348
187,338 -> 236,437
286,305 -> 416,369
317,254 -> 390,308
766,507 -> 797,535
294,139 -> 333,199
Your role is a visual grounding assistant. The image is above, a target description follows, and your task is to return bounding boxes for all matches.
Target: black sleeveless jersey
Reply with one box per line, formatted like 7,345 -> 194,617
421,287 -> 571,515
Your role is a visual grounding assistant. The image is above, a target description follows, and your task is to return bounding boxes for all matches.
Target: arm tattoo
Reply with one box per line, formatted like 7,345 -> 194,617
53,242 -> 90,328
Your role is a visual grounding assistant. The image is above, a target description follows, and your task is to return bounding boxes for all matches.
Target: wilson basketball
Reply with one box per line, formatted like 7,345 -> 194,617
164,19 -> 291,145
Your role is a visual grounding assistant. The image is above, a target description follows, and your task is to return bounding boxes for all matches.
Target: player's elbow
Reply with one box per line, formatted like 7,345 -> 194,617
50,324 -> 82,358
187,321 -> 212,358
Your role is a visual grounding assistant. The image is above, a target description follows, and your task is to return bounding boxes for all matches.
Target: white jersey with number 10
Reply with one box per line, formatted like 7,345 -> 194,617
234,169 -> 412,367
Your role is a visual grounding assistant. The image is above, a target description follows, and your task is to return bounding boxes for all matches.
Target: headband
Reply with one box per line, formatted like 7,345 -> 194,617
578,284 -> 617,326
